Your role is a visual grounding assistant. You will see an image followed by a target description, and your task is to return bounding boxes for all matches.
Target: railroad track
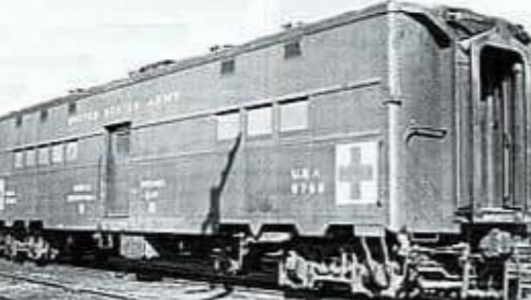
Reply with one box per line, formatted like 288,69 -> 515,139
71,256 -> 280,291
0,258 -> 383,300
0,259 -> 285,300
0,269 -> 141,300
0,259 -> 456,300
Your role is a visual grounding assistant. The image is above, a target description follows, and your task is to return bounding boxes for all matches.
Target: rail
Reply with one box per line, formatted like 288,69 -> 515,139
0,269 -> 141,300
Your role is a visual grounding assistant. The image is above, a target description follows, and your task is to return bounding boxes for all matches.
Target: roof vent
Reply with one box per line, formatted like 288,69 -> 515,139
68,88 -> 86,94
282,23 -> 293,30
210,44 -> 235,53
129,59 -> 176,78
282,21 -> 304,30
137,59 -> 176,73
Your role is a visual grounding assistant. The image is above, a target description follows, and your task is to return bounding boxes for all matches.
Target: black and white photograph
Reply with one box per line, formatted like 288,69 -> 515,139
0,0 -> 530,299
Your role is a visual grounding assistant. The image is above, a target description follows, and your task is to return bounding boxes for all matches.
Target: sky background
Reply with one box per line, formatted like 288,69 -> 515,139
0,0 -> 530,114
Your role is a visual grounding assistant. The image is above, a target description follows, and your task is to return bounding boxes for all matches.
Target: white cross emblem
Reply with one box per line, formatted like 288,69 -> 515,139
335,141 -> 378,205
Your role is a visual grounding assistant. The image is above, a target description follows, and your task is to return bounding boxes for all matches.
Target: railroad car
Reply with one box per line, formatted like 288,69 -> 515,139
0,1 -> 531,298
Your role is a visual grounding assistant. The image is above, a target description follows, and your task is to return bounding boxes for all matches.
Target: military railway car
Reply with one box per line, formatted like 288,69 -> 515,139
0,1 -> 531,298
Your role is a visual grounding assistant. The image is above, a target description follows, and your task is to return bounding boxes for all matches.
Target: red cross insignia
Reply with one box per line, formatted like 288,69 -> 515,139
335,141 -> 378,205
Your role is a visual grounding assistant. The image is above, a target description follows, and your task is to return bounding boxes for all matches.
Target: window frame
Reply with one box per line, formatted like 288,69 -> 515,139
38,145 -> 50,166
51,143 -> 64,164
215,110 -> 241,141
284,40 -> 303,59
40,109 -> 48,123
15,116 -> 23,128
65,140 -> 79,162
14,150 -> 24,169
114,127 -> 131,155
68,102 -> 77,115
25,148 -> 37,167
279,98 -> 310,133
220,59 -> 236,75
246,104 -> 273,138
105,122 -> 132,157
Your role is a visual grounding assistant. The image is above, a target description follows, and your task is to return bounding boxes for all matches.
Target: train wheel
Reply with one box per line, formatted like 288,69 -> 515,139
62,234 -> 81,263
279,249 -> 312,289
0,231 -> 5,257
95,248 -> 109,262
29,236 -> 53,266
9,238 -> 23,263
132,256 -> 163,282
4,234 -> 13,260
